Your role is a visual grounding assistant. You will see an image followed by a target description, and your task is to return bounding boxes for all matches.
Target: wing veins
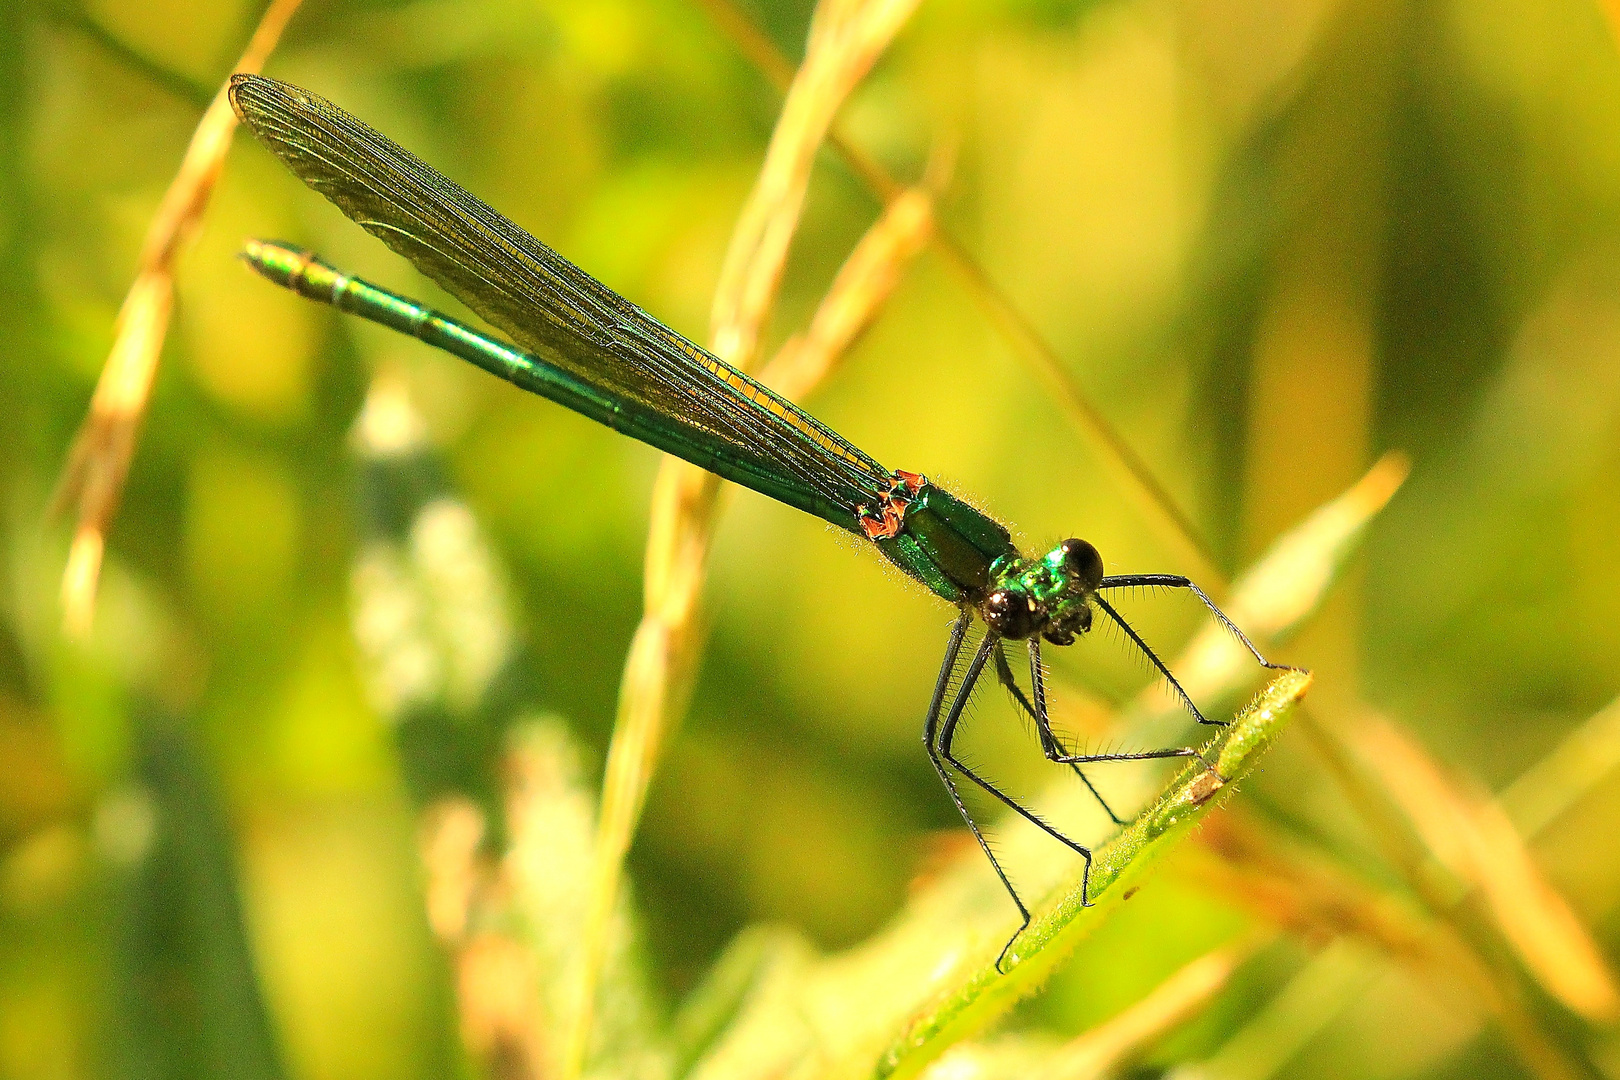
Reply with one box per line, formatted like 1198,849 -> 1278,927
233,77 -> 892,519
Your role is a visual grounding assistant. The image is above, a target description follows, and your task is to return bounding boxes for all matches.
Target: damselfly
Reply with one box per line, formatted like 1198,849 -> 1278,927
228,74 -> 1287,969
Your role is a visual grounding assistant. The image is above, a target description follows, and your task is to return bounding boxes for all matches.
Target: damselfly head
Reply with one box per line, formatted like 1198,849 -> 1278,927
982,538 -> 1104,645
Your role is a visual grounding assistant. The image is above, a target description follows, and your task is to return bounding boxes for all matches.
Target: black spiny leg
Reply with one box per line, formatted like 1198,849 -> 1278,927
1093,594 -> 1221,727
1025,622 -> 1203,774
994,642 -> 1125,826
937,632 -> 1095,971
1093,575 -> 1303,739
924,613 -> 1032,971
1096,574 -> 1296,676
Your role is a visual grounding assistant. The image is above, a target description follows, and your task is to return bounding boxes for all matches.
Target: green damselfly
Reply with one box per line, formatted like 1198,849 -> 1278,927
228,74 -> 1286,969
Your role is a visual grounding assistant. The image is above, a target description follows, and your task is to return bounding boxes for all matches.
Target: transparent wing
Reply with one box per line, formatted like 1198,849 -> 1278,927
229,74 -> 895,529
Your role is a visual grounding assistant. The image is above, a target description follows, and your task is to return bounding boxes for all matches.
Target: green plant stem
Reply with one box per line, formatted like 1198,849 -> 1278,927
873,668 -> 1312,1080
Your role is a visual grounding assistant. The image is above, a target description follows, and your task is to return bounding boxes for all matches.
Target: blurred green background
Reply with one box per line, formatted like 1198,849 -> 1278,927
4,0 -> 1620,1076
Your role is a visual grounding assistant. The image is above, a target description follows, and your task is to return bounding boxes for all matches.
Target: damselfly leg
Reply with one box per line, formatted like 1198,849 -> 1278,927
992,642 -> 1125,826
924,612 -> 1095,973
924,579 -> 1294,971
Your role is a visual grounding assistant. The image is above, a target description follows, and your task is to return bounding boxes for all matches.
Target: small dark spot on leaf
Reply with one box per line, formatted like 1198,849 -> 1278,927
1122,886 -> 1139,901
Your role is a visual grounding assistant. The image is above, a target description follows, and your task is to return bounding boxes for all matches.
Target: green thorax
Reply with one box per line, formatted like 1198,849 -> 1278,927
867,476 -> 1104,648
868,478 -> 1019,604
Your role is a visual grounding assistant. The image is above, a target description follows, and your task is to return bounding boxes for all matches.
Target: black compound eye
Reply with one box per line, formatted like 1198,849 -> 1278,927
984,588 -> 1039,640
1059,538 -> 1104,593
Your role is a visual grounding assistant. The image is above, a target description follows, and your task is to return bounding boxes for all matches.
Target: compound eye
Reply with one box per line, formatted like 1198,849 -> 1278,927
1059,538 -> 1104,593
984,588 -> 1039,640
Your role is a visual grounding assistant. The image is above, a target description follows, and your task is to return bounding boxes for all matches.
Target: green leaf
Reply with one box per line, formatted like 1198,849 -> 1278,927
872,670 -> 1310,1080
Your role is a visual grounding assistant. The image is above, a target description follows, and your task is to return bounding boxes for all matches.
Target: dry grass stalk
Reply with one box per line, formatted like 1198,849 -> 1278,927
1193,811 -> 1438,964
1167,451 -> 1409,704
709,0 -> 923,369
1033,937 -> 1266,1080
761,185 -> 934,400
1500,694 -> 1620,839
1258,693 -> 1618,1073
1357,712 -> 1620,1023
569,4 -> 924,1074
1111,446 -> 1595,1077
1190,807 -> 1564,1071
1293,709 -> 1589,1080
694,0 -> 1225,582
1160,445 -> 1604,1067
51,0 -> 304,639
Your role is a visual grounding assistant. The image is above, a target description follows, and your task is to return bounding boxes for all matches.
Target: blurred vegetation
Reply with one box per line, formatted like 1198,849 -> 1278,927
4,0 -> 1620,1078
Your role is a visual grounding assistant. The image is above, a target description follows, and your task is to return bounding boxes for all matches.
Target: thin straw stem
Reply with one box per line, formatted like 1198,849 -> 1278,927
690,0 -> 1224,584
51,0 -> 304,639
566,4 -> 923,1075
